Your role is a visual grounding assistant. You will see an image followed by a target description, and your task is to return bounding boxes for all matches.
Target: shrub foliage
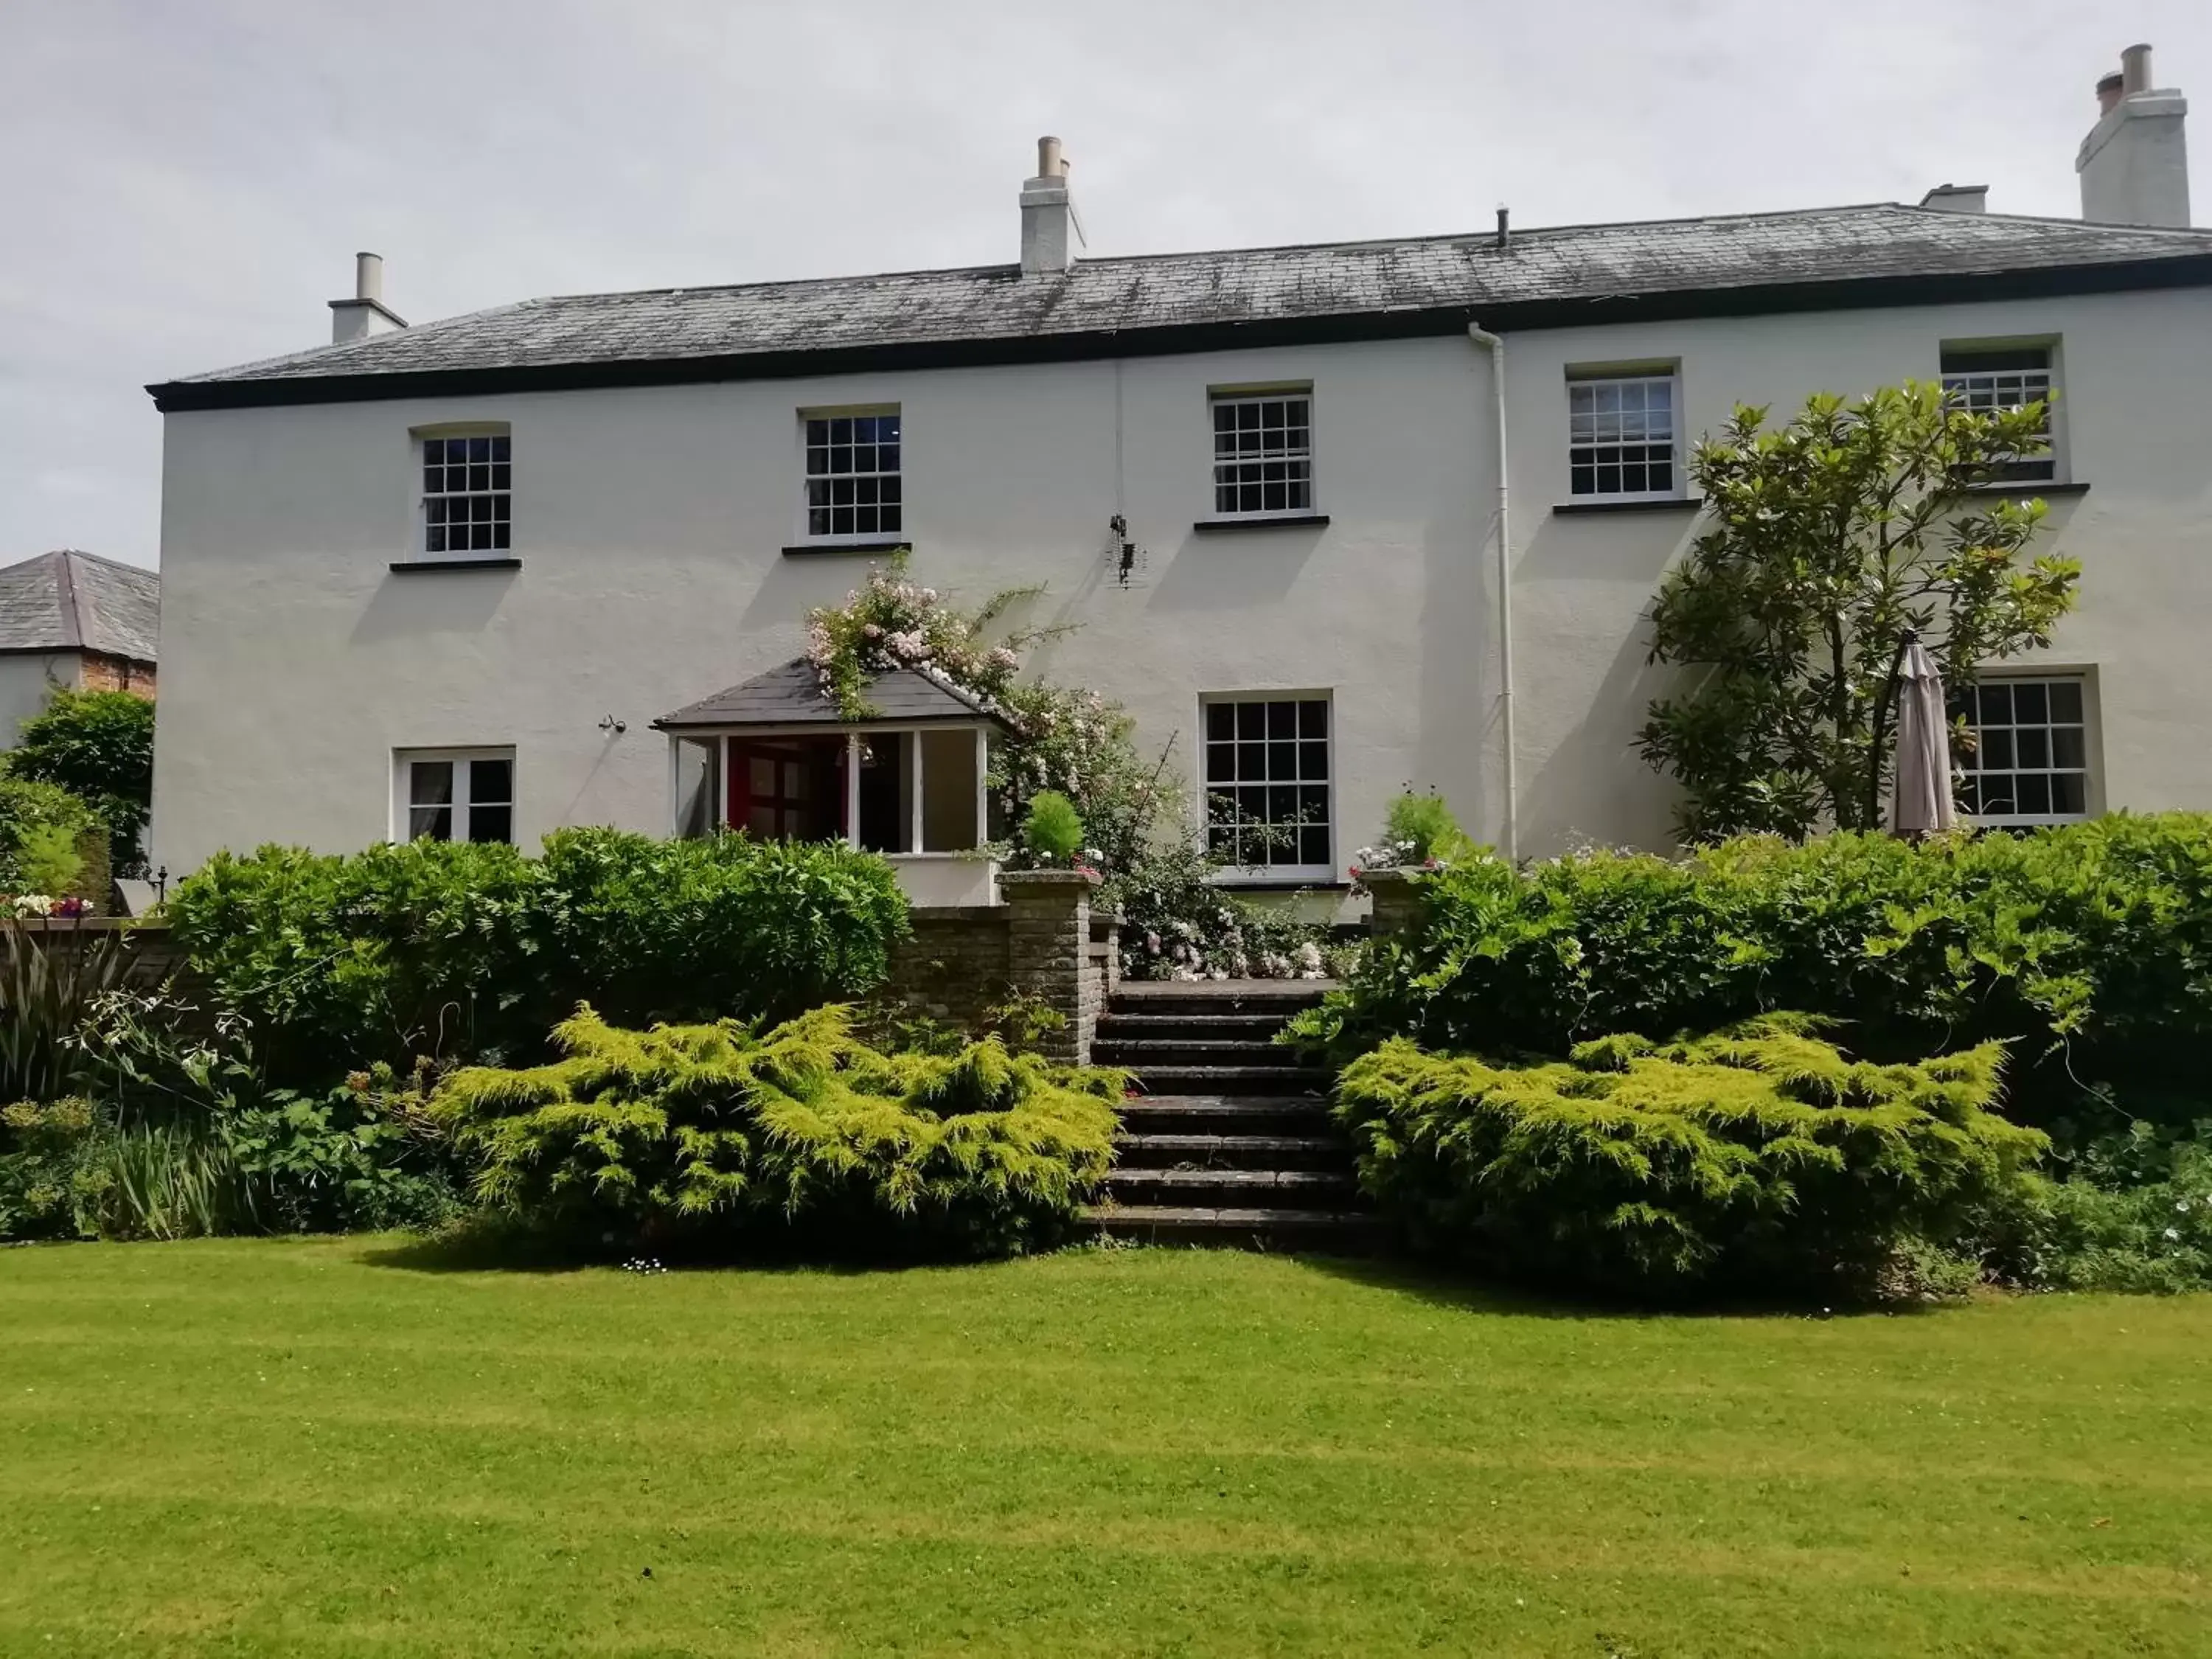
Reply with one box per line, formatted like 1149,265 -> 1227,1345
1991,1121 -> 2212,1294
1336,1016 -> 2043,1295
0,776 -> 108,902
430,1004 -> 1122,1257
1295,815 -> 2212,1131
8,687 -> 157,874
167,829 -> 910,1087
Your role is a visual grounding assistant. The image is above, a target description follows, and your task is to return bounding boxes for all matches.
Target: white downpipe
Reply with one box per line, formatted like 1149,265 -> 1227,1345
1467,324 -> 1516,863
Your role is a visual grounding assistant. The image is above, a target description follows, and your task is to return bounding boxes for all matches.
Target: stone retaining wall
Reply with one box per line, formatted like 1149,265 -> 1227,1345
18,884 -> 1121,1066
880,873 -> 1110,1065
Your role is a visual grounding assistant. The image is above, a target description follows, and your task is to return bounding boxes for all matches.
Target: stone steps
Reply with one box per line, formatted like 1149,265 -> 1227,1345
1116,1096 -> 1336,1136
1117,1131 -> 1348,1169
1093,1037 -> 1310,1069
1082,1203 -> 1383,1251
1093,978 -> 1368,1252
1121,1065 -> 1335,1093
1105,1166 -> 1357,1208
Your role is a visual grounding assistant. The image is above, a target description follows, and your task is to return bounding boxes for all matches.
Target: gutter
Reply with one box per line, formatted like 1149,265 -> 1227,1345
1467,324 -> 1515,863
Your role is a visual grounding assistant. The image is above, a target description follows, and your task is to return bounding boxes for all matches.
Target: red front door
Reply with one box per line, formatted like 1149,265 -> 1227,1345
728,739 -> 846,841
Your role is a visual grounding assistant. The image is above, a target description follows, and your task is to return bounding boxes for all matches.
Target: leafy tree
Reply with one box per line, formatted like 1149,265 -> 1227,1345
8,689 -> 156,874
1638,383 -> 2081,841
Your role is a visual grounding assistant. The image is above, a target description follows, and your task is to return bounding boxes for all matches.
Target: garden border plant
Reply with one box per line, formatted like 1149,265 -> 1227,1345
166,827 -> 912,1090
1292,813 -> 2212,1137
1335,1014 -> 2045,1300
427,1003 -> 1124,1259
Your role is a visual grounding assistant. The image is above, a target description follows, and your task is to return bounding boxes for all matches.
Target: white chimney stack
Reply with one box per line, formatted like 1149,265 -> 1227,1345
1919,183 -> 1989,215
2078,44 -> 2191,228
1019,136 -> 1084,276
329,250 -> 408,344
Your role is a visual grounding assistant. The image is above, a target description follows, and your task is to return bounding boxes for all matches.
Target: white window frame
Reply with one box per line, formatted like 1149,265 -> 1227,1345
798,406 -> 903,545
1206,387 -> 1317,521
1939,341 -> 2062,484
1950,673 -> 2093,827
413,424 -> 512,560
1565,367 -> 1683,502
393,748 -> 517,845
1197,692 -> 1335,883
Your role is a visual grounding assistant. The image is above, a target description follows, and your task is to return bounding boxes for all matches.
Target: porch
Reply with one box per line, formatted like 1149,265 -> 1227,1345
656,658 -> 1005,908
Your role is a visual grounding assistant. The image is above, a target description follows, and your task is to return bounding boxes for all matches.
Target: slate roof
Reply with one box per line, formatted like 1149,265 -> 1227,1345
0,551 -> 160,662
153,203 -> 2212,408
656,657 -> 1000,729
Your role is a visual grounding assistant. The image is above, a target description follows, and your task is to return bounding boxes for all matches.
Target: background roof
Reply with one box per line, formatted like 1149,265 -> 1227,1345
0,550 -> 160,661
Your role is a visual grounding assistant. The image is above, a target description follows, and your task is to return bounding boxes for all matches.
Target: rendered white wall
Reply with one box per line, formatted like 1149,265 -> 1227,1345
0,655 -> 78,749
151,284 -> 2212,894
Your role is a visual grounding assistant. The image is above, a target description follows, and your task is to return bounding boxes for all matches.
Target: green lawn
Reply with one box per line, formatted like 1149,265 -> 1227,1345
1,1242 -> 2208,1658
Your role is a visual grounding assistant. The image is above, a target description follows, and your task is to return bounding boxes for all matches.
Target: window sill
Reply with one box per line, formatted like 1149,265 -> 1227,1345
1209,876 -> 1351,892
1192,514 -> 1332,533
389,557 -> 521,573
782,540 -> 910,557
1552,498 -> 1702,517
1964,480 -> 2091,498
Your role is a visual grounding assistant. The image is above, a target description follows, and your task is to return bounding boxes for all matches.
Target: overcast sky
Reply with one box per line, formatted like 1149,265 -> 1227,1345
3,1 -> 2205,570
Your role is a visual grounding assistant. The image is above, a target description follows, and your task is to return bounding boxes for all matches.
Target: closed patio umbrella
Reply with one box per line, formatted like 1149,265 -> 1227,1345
1888,633 -> 1956,836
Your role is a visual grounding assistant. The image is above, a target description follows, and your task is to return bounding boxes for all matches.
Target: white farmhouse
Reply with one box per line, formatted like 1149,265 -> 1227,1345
147,46 -> 2208,911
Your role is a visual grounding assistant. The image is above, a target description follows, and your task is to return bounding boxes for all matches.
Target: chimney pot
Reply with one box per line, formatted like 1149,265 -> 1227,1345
1036,135 -> 1065,178
355,251 -> 383,302
2098,72 -> 2124,116
2122,42 -> 2154,96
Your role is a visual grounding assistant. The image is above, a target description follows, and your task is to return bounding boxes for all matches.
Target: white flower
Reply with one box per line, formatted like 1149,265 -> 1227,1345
2177,1200 -> 2192,1213
2161,1227 -> 2181,1242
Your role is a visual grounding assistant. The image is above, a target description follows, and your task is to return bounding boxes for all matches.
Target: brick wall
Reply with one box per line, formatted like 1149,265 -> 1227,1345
77,653 -> 156,698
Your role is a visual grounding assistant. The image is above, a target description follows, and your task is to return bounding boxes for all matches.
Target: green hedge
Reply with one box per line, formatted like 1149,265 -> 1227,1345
167,830 -> 910,1087
431,1004 -> 1122,1258
1335,1017 -> 2044,1297
1299,815 -> 2212,1131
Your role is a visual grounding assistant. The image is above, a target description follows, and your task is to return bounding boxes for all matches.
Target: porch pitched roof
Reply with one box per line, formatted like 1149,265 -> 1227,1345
654,656 -> 1001,729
